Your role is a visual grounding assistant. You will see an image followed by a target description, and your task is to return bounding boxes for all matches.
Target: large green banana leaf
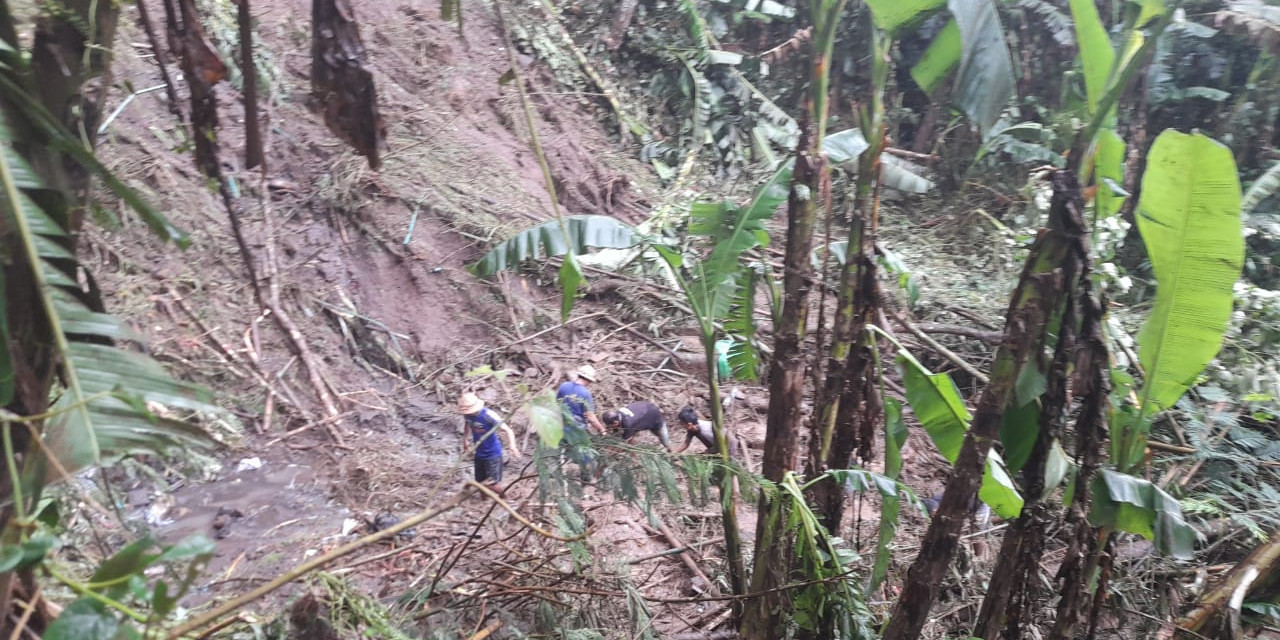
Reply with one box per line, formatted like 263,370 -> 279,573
0,110 -> 218,485
1135,130 -> 1244,414
1090,468 -> 1195,559
897,351 -> 1023,518
898,0 -> 1015,137
911,20 -> 961,95
866,0 -> 946,33
948,0 -> 1016,136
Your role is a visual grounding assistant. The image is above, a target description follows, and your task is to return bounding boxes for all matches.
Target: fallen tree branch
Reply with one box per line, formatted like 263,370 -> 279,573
913,322 -> 1002,345
1176,534 -> 1280,634
165,487 -> 471,639
602,315 -> 682,361
468,481 -> 587,542
890,312 -> 990,384
641,515 -> 721,597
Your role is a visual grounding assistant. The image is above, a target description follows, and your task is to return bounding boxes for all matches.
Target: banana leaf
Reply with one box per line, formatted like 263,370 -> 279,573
469,215 -> 638,277
1068,0 -> 1115,115
1243,161 -> 1280,215
0,109 -> 219,485
1135,130 -> 1244,415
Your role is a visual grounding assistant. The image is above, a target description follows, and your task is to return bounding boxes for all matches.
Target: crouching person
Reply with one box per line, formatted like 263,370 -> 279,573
601,401 -> 672,451
458,393 -> 521,488
674,407 -> 745,462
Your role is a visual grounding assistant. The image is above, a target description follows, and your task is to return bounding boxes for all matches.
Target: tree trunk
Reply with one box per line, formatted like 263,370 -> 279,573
807,19 -> 888,534
1049,275 -> 1111,640
311,0 -> 385,169
743,5 -> 845,635
167,0 -> 228,178
237,0 -> 264,169
974,170 -> 1090,639
135,0 -> 185,122
882,170 -> 1089,640
741,121 -> 819,640
705,340 -> 748,600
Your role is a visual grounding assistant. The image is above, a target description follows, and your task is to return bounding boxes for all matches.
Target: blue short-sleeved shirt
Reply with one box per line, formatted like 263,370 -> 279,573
556,380 -> 594,432
466,408 -> 505,460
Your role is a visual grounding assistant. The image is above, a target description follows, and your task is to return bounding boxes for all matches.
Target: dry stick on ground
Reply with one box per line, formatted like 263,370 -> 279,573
1174,534 -> 1280,635
256,142 -> 348,444
640,517 -> 721,597
912,322 -> 1002,345
890,311 -> 990,384
602,315 -> 682,360
164,487 -> 473,640
166,286 -> 300,423
423,312 -> 608,379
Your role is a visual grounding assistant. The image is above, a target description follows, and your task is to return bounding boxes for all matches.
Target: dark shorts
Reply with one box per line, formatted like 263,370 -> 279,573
474,456 -> 503,484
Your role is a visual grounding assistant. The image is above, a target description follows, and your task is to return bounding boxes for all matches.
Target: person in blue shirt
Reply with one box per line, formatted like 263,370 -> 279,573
556,365 -> 607,437
556,365 -> 606,472
458,392 -> 521,486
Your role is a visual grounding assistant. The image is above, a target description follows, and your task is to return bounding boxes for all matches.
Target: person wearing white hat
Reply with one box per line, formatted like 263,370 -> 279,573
556,365 -> 606,437
556,365 -> 606,473
458,392 -> 521,486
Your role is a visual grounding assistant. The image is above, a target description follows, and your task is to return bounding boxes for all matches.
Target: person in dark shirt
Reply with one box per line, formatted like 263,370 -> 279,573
458,393 -> 521,486
601,401 -> 672,451
673,406 -> 744,462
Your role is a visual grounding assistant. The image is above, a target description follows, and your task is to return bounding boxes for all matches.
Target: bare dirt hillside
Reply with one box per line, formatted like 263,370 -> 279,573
84,0 -> 783,635
71,0 -> 987,636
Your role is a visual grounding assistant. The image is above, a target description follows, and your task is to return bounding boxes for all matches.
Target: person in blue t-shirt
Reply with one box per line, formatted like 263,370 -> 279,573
556,365 -> 606,471
458,392 -> 521,486
556,365 -> 607,437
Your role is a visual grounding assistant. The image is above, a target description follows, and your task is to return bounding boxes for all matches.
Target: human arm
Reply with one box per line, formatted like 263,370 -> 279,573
585,410 -> 606,436
499,423 -> 521,458
673,430 -> 693,454
460,422 -> 470,454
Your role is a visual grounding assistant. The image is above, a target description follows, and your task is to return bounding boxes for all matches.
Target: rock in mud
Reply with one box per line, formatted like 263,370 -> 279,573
212,506 -> 244,539
370,512 -> 417,540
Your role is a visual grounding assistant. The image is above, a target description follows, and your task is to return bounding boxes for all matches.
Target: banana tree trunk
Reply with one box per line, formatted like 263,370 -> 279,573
742,117 -> 820,640
744,5 -> 844,635
882,171 -> 1089,640
704,339 -> 748,599
806,18 -> 888,533
974,170 -> 1091,639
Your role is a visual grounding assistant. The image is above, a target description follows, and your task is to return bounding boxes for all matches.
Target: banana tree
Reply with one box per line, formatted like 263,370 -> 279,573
1,14 -> 222,631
